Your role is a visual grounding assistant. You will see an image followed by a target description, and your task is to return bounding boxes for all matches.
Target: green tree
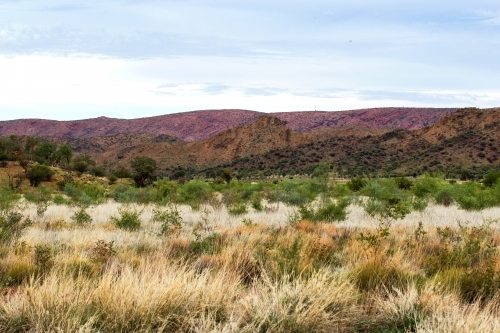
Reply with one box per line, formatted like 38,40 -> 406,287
54,144 -> 73,167
131,156 -> 157,187
24,136 -> 39,161
26,165 -> 55,187
33,142 -> 56,165
221,168 -> 232,184
72,155 -> 96,174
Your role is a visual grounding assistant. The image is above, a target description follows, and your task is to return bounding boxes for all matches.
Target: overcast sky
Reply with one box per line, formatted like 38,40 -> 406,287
1,0 -> 500,120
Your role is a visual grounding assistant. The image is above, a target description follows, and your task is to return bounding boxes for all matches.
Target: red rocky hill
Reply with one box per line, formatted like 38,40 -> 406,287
0,108 -> 457,141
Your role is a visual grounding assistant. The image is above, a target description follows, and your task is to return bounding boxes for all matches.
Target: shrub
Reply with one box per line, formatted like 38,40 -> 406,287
34,244 -> 54,272
26,164 -> 54,187
131,156 -> 157,187
483,171 -> 500,187
151,205 -> 183,235
90,240 -> 116,265
347,177 -> 367,191
108,175 -> 118,185
228,204 -> 248,216
111,206 -> 142,231
395,177 -> 413,190
71,207 -> 92,225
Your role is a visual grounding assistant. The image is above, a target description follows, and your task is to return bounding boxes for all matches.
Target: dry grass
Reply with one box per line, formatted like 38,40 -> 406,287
1,201 -> 500,332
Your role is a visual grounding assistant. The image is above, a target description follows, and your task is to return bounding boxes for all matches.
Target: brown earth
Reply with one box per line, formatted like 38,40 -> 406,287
0,108 -> 457,142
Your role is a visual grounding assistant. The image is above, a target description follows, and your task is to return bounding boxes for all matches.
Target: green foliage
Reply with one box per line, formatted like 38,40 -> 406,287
395,177 -> 413,190
34,244 -> 54,272
71,207 -> 92,225
412,174 -> 442,198
108,175 -> 118,185
91,165 -> 106,177
26,164 -> 54,187
228,204 -> 248,216
54,144 -> 73,166
111,206 -> 142,231
151,205 -> 183,235
112,166 -> 132,179
483,171 -> 500,188
32,141 -> 56,165
424,221 -> 500,302
72,155 -> 96,174
188,233 -> 225,256
353,260 -> 411,292
0,182 -> 28,245
130,156 -> 157,187
1,261 -> 37,286
295,198 -> 350,223
221,168 -> 232,183
63,182 -> 107,206
347,177 -> 367,191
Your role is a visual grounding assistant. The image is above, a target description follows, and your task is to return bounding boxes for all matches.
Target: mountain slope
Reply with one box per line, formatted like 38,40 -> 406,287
0,107 -> 458,141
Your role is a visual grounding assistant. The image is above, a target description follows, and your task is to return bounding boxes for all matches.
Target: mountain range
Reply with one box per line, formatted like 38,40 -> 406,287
1,107 -> 499,179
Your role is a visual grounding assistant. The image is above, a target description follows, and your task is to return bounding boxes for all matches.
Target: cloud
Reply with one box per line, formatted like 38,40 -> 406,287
474,10 -> 500,26
203,84 -> 231,95
357,90 -> 494,105
39,4 -> 91,12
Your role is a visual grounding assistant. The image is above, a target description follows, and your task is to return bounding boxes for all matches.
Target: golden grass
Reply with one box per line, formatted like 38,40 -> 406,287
1,201 -> 500,332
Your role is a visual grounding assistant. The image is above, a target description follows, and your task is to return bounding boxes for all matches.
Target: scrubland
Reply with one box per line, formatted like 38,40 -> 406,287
2,174 -> 500,332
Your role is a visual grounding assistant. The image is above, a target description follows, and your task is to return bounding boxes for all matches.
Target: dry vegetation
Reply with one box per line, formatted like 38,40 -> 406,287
2,199 -> 500,332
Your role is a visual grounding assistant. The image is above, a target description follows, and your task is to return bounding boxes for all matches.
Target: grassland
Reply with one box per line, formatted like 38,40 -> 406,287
1,173 -> 500,332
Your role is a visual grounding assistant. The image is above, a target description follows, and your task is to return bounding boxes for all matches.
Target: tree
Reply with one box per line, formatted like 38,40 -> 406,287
131,156 -> 157,187
26,165 -> 54,187
33,142 -> 56,165
72,155 -> 96,174
24,136 -> 39,161
221,168 -> 232,184
55,144 -> 73,167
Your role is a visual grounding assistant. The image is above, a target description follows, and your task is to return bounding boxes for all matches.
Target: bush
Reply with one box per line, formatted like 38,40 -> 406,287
26,164 -> 54,187
483,171 -> 500,187
151,205 -> 183,235
71,207 -> 92,225
228,204 -> 248,216
347,177 -> 367,191
395,177 -> 413,190
131,156 -> 157,187
111,206 -> 142,231
108,175 -> 118,185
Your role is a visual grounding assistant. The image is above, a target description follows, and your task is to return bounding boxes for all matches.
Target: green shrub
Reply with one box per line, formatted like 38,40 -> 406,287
483,171 -> 500,187
108,175 -> 118,185
314,198 -> 350,222
52,194 -> 69,205
151,205 -> 183,235
71,207 -> 92,225
395,177 -> 413,190
111,206 -> 142,231
347,177 -> 367,191
412,175 -> 441,198
228,204 -> 248,216
26,164 -> 54,187
34,244 -> 54,272
188,233 -> 225,256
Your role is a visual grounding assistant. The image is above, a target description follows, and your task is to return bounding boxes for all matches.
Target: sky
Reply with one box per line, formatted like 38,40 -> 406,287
1,0 -> 500,120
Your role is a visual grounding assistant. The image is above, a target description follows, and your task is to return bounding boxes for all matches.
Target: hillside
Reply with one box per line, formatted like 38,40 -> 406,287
0,108 -> 457,141
39,108 -> 493,179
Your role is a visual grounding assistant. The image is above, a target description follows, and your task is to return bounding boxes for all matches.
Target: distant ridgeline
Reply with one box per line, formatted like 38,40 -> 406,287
1,107 -> 499,180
